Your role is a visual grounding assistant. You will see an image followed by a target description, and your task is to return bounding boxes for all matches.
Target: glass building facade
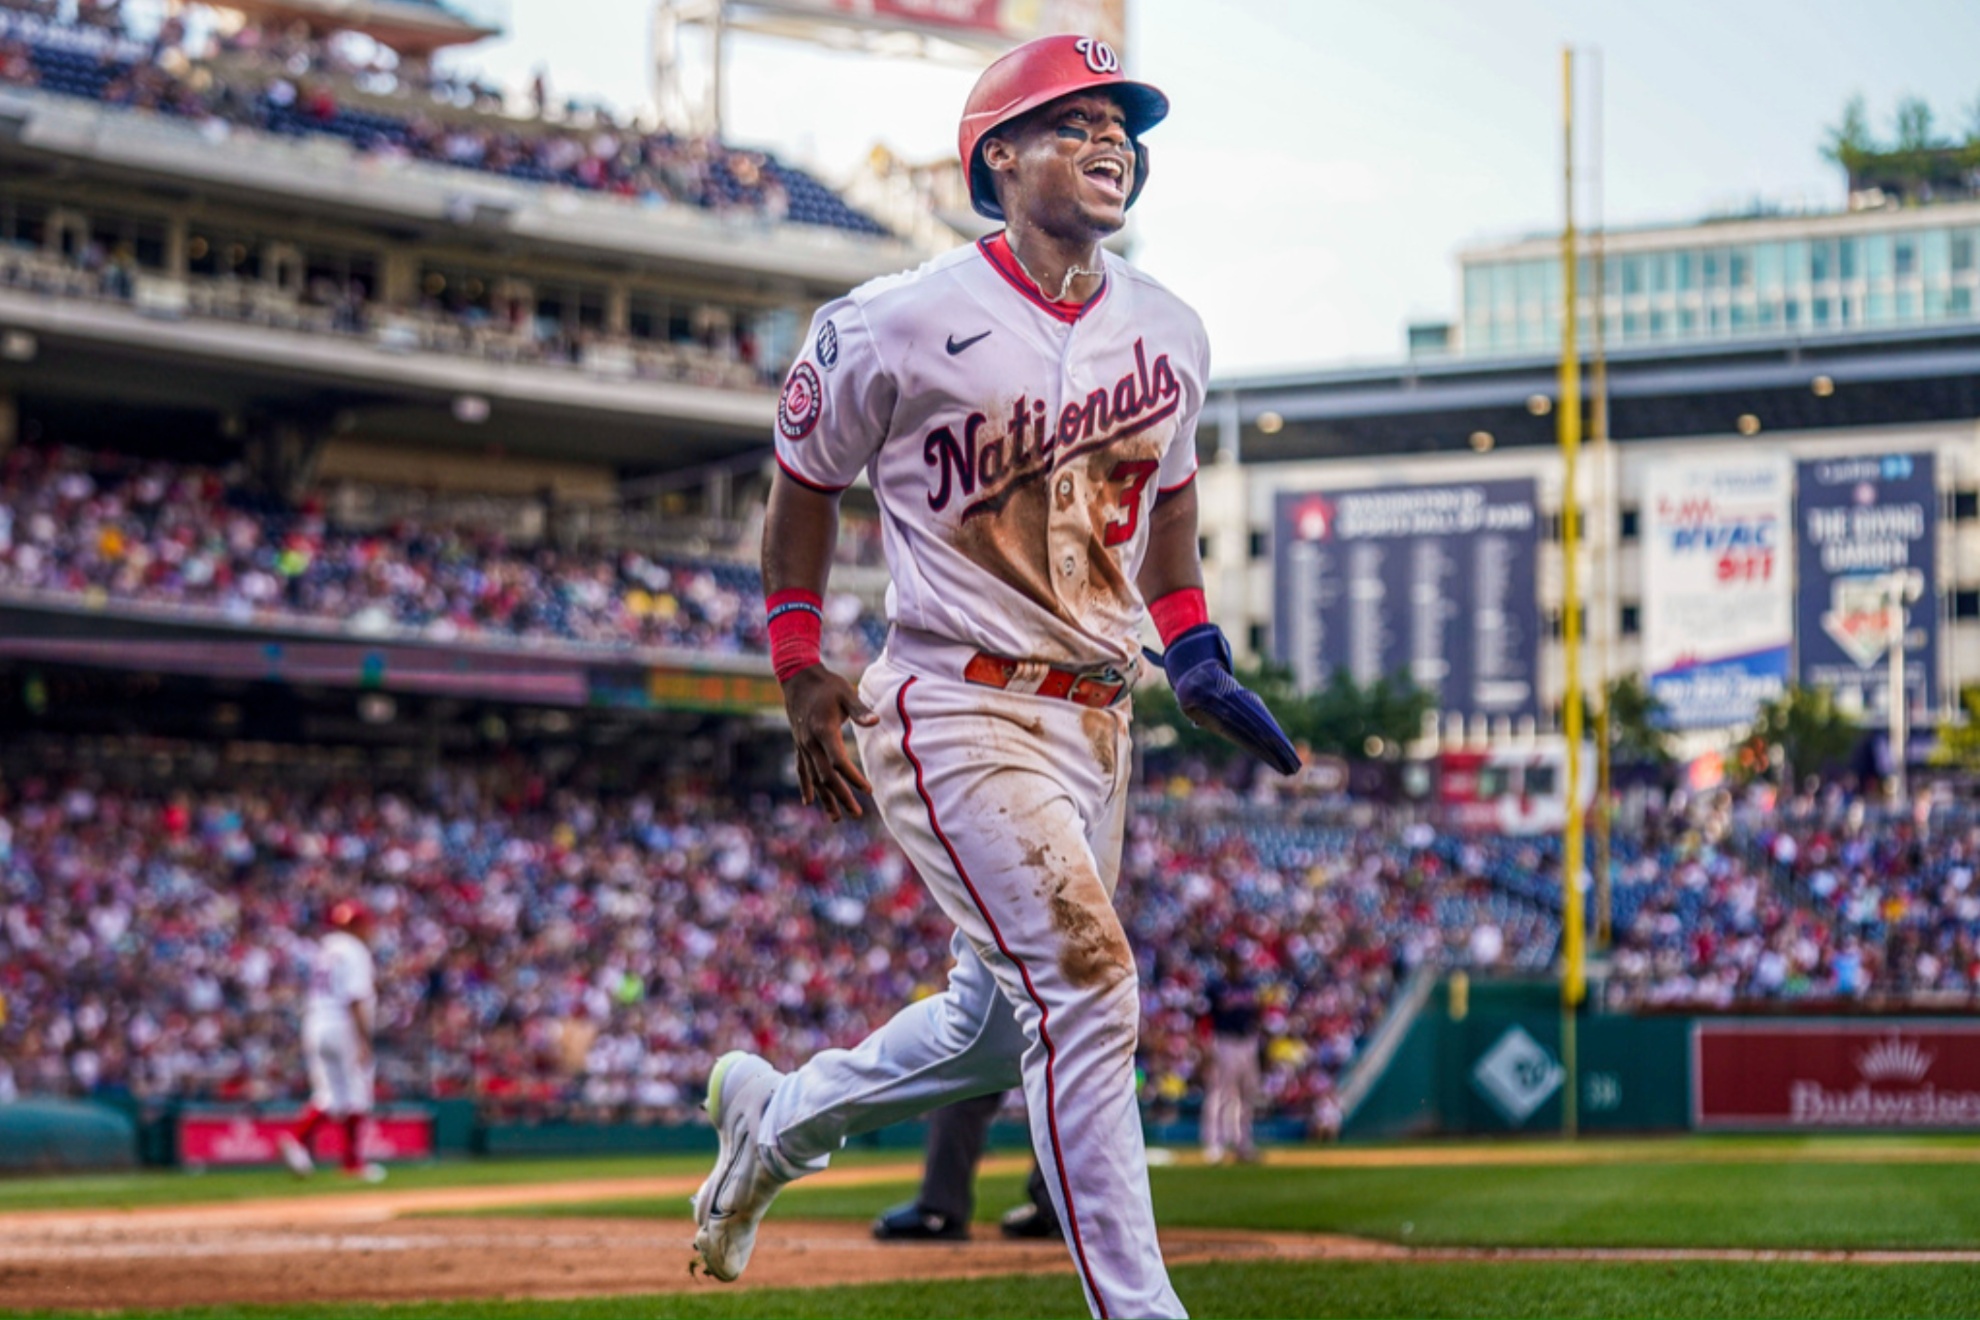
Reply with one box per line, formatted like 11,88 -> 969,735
1458,204 -> 1980,356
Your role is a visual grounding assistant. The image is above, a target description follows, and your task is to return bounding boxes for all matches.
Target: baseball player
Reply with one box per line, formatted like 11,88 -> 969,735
278,899 -> 386,1182
691,34 -> 1297,1320
1199,952 -> 1263,1165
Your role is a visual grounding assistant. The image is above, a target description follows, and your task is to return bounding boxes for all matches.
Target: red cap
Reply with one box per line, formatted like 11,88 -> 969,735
326,900 -> 371,932
958,34 -> 1168,221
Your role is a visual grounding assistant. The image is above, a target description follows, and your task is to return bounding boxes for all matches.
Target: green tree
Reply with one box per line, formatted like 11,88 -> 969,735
1136,664 -> 1432,767
1289,668 -> 1436,762
1930,684 -> 1980,771
1581,674 -> 1674,768
1821,94 -> 1875,170
1894,95 -> 1939,152
1742,684 -> 1861,788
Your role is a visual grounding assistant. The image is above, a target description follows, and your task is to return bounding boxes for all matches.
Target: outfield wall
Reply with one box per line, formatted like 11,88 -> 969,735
22,983 -> 1978,1172
1343,978 -> 1980,1140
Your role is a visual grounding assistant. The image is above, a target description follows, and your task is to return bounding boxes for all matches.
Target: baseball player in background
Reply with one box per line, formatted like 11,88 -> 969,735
691,34 -> 1298,1319
1199,951 -> 1264,1166
278,899 -> 386,1182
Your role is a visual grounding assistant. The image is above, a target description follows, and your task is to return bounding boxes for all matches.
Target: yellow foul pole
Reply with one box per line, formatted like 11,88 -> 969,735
1591,49 -> 1613,952
1558,46 -> 1586,1139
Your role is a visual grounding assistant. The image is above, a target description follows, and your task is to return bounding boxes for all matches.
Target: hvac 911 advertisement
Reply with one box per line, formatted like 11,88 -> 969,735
1641,454 -> 1793,729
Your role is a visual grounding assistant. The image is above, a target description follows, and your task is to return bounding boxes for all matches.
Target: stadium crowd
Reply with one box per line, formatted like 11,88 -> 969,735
1600,795 -> 1980,1008
0,3 -> 889,236
0,445 -> 886,666
0,751 -> 1566,1134
11,728 -> 1980,1136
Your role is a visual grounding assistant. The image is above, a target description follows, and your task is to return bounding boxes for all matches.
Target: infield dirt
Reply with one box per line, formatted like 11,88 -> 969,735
6,1148 -> 1980,1311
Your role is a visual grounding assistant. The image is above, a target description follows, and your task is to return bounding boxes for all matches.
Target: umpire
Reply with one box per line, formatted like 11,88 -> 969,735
872,1093 -> 1061,1242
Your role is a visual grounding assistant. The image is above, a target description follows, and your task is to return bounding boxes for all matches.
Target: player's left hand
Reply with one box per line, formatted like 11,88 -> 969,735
1148,625 -> 1301,775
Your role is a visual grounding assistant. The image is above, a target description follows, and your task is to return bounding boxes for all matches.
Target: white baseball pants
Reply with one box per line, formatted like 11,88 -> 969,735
758,646 -> 1184,1320
1201,1034 -> 1261,1162
303,1015 -> 373,1115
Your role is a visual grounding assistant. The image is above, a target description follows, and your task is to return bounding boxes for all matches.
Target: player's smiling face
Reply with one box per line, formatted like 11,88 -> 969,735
985,91 -> 1136,238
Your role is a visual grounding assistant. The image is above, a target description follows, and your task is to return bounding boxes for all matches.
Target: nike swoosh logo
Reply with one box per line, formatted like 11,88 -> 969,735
707,1150 -> 742,1219
946,330 -> 992,355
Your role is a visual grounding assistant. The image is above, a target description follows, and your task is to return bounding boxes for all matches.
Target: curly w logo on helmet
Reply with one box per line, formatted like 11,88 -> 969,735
1074,38 -> 1120,75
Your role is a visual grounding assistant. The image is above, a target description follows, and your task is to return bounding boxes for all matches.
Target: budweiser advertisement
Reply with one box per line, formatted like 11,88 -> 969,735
1692,1022 -> 1980,1130
178,1109 -> 435,1167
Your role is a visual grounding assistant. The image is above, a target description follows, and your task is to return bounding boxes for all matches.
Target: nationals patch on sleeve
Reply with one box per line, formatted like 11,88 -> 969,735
777,362 -> 823,441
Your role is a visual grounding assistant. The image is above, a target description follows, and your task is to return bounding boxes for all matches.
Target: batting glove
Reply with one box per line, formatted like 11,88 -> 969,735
1146,625 -> 1301,775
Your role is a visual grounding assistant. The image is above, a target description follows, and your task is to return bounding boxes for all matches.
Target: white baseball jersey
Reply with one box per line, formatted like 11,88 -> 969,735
774,234 -> 1206,668
302,930 -> 377,1114
304,931 -> 375,1031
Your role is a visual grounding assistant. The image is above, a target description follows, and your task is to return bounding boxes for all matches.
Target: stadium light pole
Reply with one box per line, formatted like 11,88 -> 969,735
1558,45 -> 1586,1141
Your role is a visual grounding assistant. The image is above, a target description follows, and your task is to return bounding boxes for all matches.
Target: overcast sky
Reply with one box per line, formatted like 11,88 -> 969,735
440,0 -> 1980,377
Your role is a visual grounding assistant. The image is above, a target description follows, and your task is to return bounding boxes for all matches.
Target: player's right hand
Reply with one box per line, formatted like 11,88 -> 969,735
781,665 -> 878,822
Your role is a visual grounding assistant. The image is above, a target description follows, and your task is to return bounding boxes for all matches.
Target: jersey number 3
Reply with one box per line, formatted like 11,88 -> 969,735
1102,460 -> 1160,548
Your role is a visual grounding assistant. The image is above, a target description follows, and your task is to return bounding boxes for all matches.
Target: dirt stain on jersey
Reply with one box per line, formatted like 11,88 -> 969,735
1047,866 -> 1133,991
954,432 -> 1172,643
954,466 -> 1069,627
1081,707 -> 1119,784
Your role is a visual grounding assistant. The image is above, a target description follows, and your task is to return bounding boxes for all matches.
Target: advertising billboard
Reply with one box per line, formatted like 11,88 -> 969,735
1796,453 -> 1937,719
178,1109 -> 435,1168
1274,480 -> 1539,720
1641,454 -> 1793,728
1693,1022 -> 1980,1130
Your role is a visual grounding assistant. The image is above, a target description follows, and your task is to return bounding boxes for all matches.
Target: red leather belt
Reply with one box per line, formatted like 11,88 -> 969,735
962,653 -> 1129,708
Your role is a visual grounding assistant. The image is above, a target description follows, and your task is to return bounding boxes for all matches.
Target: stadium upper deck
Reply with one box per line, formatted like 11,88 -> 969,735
0,4 -> 925,701
0,4 -> 925,474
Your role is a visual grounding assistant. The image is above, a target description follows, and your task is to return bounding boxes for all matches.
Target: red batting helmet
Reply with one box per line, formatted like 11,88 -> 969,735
326,899 -> 371,932
958,34 -> 1169,221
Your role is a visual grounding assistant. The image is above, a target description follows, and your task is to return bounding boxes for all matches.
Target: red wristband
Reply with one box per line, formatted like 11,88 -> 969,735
1148,587 -> 1210,647
767,588 -> 824,682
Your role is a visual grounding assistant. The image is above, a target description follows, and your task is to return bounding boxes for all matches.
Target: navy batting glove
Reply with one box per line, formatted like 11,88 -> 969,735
1145,624 -> 1301,775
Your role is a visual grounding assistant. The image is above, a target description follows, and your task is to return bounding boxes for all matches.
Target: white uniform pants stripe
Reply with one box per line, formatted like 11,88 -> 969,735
758,658 -> 1184,1320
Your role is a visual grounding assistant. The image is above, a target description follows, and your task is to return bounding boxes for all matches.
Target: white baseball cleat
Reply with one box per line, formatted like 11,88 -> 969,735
352,1162 -> 388,1183
690,1051 -> 788,1282
276,1133 -> 314,1178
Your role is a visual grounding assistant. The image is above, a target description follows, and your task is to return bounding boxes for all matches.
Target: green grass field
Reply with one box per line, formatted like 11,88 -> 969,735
12,1138 -> 1980,1319
17,1263 -> 1980,1320
493,1149 -> 1980,1250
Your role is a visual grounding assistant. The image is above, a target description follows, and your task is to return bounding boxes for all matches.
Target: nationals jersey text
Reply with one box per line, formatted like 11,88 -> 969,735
774,236 -> 1205,667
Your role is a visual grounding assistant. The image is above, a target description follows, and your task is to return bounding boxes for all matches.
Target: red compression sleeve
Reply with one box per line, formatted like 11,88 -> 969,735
1148,588 -> 1210,648
767,588 -> 824,682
